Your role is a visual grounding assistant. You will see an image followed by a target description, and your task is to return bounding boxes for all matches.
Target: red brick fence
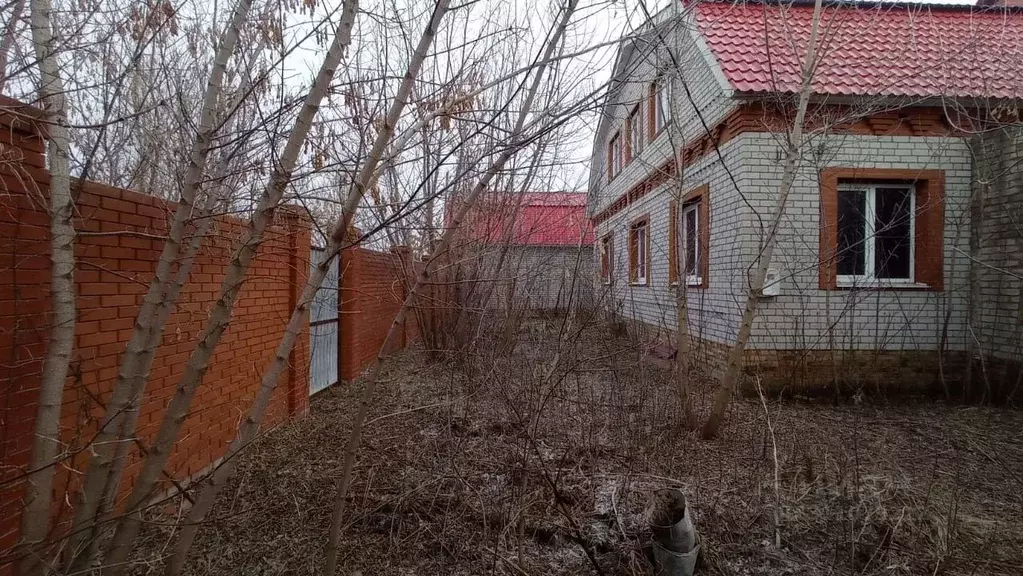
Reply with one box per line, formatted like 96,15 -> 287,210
0,96 -> 424,560
0,97 -> 314,552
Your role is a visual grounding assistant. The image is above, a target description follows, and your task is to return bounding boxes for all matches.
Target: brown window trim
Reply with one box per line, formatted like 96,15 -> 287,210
626,104 -> 642,164
819,168 -> 944,291
629,214 -> 651,286
649,75 -> 671,141
624,119 -> 632,165
648,82 -> 657,141
607,136 -> 612,183
607,132 -> 618,183
600,232 -> 615,285
672,184 -> 709,289
668,200 -> 678,284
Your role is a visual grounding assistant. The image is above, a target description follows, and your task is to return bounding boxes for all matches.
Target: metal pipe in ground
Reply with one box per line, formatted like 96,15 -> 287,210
645,489 -> 700,576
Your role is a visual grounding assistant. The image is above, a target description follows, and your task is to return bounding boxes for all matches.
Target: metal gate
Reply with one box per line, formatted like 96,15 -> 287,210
309,246 -> 339,395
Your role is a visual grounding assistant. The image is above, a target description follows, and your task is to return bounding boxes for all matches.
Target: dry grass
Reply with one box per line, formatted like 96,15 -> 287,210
132,316 -> 1023,575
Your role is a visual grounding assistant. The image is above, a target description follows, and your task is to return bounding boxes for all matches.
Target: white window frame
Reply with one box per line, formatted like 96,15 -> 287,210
601,235 -> 614,285
610,132 -> 622,179
632,221 -> 648,285
654,75 -> 671,133
836,183 -> 918,288
629,105 -> 643,160
681,202 -> 701,286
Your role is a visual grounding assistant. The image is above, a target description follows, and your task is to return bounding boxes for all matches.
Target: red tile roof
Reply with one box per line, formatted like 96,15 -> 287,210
694,1 -> 1023,99
465,192 -> 594,247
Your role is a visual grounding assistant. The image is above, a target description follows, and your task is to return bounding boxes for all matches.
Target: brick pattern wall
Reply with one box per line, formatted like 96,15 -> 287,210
597,129 -> 975,386
339,246 -> 413,381
630,316 -> 964,397
594,135 -> 749,361
591,19 -> 979,388
588,12 -> 734,214
969,126 -> 1023,396
742,132 -> 973,353
0,101 -> 310,553
700,335 -> 964,397
481,246 -> 594,312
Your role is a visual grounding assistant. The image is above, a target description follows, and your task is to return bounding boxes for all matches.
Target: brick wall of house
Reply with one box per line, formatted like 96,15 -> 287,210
741,132 -> 973,357
631,315 -> 966,397
588,13 -> 733,213
339,245 -> 414,381
969,126 -> 1023,397
594,134 -> 749,369
0,99 -> 310,554
596,128 -> 976,391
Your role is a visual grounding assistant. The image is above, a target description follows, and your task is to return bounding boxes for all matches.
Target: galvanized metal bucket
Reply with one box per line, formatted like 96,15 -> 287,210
645,489 -> 699,576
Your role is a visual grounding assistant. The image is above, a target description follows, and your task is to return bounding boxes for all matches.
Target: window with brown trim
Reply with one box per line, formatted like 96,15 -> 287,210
600,233 -> 614,284
670,185 -> 709,288
819,168 -> 944,290
668,201 -> 678,284
650,74 -> 671,136
608,131 -> 623,181
629,216 -> 650,285
628,104 -> 644,161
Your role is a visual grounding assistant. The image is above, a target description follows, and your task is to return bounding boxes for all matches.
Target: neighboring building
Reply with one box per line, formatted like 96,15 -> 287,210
588,0 -> 1023,397
462,192 -> 595,313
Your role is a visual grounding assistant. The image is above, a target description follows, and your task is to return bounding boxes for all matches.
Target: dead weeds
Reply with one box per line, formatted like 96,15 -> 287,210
132,317 -> 1023,576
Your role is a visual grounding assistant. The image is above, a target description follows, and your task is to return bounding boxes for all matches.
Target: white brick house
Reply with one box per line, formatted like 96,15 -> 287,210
588,0 -> 1023,397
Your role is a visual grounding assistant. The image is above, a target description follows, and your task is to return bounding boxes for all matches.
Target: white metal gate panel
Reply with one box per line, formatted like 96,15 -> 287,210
309,247 -> 339,395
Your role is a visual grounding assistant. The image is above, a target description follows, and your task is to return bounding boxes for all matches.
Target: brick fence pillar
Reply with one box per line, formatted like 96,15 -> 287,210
338,245 -> 356,383
390,245 -> 412,348
278,206 -> 311,417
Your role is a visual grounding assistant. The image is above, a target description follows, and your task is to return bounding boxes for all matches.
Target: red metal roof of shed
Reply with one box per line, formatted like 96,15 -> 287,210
694,1 -> 1023,99
465,192 -> 594,247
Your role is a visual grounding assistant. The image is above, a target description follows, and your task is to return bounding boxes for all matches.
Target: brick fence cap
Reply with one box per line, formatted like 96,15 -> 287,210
274,203 -> 314,229
0,95 -> 49,136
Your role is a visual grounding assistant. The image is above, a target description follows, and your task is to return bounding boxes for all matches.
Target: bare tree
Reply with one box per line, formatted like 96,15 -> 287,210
702,0 -> 824,439
98,1 -> 370,571
60,2 -> 267,571
322,1 -> 581,572
0,0 -> 26,93
160,1 -> 450,572
17,1 -> 75,575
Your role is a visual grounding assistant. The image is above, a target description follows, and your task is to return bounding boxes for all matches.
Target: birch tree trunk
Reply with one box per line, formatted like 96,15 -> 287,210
701,0 -> 823,440
82,38 -> 270,568
18,1 -> 74,575
159,1 -> 392,573
62,1 -> 258,569
99,2 -> 364,571
67,196 -> 220,573
322,2 -> 578,572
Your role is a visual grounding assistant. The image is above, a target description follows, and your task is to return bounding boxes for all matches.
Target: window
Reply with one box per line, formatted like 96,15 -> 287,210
668,202 -> 678,283
608,131 -> 623,181
836,184 -> 914,284
819,169 -> 944,290
669,185 -> 709,288
600,233 -> 614,284
629,217 -> 650,285
682,202 -> 701,284
651,74 -> 671,135
628,105 -> 644,161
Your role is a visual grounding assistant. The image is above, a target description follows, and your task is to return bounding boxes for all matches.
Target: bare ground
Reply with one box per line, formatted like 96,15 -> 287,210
133,317 -> 1023,576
